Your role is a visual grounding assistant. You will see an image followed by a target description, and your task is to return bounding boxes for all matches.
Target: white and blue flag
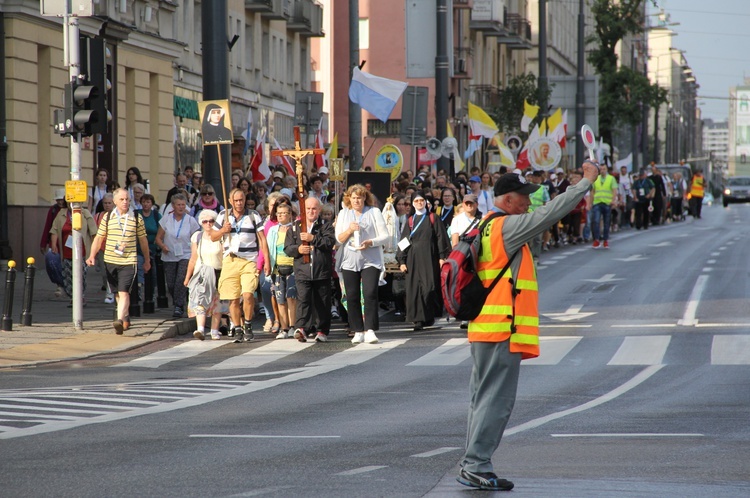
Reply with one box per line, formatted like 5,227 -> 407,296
348,67 -> 407,123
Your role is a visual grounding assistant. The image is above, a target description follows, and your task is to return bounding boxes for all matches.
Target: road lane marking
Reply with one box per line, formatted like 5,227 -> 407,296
611,324 -> 675,328
678,275 -> 709,326
112,340 -> 226,369
190,434 -> 340,439
335,466 -> 387,476
504,365 -> 664,437
307,339 -> 409,366
407,338 -> 470,366
551,433 -> 703,438
607,336 -> 670,365
525,337 -> 582,365
209,340 -> 315,370
711,335 -> 750,365
410,447 -> 461,458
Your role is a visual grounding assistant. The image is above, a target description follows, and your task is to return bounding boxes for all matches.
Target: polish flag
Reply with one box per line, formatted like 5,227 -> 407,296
248,131 -> 271,182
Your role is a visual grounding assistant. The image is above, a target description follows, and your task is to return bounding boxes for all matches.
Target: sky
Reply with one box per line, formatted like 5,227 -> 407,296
649,0 -> 750,122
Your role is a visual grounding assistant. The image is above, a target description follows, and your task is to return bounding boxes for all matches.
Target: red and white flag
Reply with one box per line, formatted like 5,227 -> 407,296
314,116 -> 326,169
272,137 -> 296,176
516,124 -> 540,170
248,131 -> 271,182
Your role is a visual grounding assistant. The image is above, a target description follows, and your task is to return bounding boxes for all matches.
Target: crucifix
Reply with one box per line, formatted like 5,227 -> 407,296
271,126 -> 325,262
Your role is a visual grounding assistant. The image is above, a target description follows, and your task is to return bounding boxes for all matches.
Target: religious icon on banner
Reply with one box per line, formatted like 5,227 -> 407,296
199,100 -> 234,145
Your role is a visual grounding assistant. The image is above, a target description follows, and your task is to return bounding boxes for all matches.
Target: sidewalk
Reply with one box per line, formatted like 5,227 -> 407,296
0,260 -> 195,369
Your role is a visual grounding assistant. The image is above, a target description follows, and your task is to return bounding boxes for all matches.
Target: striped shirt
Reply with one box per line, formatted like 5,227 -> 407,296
97,209 -> 146,265
214,209 -> 263,260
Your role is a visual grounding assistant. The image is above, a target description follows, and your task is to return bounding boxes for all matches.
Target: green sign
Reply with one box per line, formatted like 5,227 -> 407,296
174,96 -> 199,120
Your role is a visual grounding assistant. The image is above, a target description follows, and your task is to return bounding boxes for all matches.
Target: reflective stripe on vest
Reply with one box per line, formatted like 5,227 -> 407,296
690,176 -> 704,197
593,175 -> 616,205
467,216 -> 540,359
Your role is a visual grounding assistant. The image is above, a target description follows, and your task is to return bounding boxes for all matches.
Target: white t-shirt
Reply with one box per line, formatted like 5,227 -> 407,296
214,209 -> 263,260
450,212 -> 480,239
191,231 -> 224,270
159,213 -> 200,262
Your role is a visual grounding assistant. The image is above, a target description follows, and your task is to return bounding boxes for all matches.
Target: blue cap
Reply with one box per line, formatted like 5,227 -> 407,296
469,176 -> 481,183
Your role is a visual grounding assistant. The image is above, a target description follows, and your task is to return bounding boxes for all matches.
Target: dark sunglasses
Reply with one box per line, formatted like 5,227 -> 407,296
201,192 -> 214,196
201,219 -> 214,224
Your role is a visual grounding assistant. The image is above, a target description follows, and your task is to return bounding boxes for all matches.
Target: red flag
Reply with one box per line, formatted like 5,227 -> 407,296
272,137 -> 296,176
248,132 -> 271,182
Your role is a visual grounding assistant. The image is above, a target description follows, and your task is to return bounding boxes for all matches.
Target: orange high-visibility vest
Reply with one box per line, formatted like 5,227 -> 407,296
467,216 -> 540,359
689,175 -> 704,198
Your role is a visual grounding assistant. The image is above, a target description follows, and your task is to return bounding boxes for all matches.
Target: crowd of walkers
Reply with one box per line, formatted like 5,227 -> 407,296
39,160 -> 706,337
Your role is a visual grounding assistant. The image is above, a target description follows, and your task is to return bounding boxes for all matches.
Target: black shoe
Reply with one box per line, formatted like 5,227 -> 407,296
424,318 -> 435,327
413,322 -> 424,332
460,321 -> 469,329
172,306 -> 184,318
232,327 -> 245,343
456,469 -> 514,491
243,328 -> 254,342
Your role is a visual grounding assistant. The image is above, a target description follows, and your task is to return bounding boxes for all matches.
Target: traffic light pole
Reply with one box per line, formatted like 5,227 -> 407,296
64,14 -> 84,329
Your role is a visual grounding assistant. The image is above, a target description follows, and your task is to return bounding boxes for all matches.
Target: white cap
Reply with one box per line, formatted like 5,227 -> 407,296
54,188 -> 65,200
318,166 -> 329,175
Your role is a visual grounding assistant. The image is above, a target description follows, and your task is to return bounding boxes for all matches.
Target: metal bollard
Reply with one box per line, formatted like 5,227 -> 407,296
20,257 -> 36,326
143,263 -> 155,314
2,260 -> 17,331
155,256 -> 169,309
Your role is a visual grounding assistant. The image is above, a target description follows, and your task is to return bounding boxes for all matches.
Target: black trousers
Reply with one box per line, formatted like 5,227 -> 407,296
294,278 -> 332,334
634,202 -> 650,229
341,267 -> 381,333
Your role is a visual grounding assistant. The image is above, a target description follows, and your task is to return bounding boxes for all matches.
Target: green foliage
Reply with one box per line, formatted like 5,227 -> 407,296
490,73 -> 552,137
587,0 -> 668,144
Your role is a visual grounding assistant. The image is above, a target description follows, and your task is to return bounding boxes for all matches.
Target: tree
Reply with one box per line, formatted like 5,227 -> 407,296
587,0 -> 668,147
490,73 -> 552,137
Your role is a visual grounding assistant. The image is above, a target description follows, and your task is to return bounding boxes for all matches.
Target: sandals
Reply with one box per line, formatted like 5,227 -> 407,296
270,321 -> 281,334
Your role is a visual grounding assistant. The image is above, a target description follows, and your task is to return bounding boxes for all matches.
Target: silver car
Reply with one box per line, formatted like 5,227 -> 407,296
723,176 -> 750,207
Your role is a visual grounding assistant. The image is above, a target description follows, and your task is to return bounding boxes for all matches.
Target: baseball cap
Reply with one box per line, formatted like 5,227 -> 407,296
494,173 -> 540,196
469,175 -> 481,183
280,188 -> 294,199
318,166 -> 329,175
555,167 -> 564,174
273,171 -> 284,179
463,193 -> 478,203
54,188 -> 66,200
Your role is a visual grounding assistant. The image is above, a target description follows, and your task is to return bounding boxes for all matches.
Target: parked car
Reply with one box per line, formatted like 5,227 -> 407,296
722,176 -> 750,207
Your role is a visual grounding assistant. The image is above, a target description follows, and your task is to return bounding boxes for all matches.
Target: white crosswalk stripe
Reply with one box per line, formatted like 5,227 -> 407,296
525,336 -> 583,365
112,340 -> 226,369
608,335 -> 671,366
711,335 -> 750,365
209,340 -> 315,370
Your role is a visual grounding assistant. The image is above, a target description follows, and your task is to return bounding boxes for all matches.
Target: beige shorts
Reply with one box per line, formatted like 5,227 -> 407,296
218,255 -> 259,300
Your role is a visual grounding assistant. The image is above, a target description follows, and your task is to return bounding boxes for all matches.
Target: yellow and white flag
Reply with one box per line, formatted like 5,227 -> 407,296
468,102 -> 499,139
447,120 -> 465,172
520,99 -> 540,132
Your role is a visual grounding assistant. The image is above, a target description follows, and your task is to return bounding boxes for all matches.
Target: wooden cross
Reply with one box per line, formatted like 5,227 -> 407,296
270,126 -> 326,262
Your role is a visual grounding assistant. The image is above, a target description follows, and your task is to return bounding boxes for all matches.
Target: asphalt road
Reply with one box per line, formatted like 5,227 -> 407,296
1,202 -> 750,497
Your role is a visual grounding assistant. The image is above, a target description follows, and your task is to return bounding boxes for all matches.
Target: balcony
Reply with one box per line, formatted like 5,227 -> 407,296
453,47 -> 473,80
453,0 -> 473,9
245,0 -> 288,20
470,85 -> 501,109
287,0 -> 324,37
469,0 -> 509,36
498,13 -> 533,50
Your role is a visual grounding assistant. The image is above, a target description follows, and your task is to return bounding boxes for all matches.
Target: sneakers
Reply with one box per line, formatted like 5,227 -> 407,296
104,293 -> 115,304
592,240 -> 600,249
603,240 -> 609,249
331,307 -> 340,319
351,332 -> 365,344
364,330 -> 379,344
293,328 -> 307,342
243,322 -> 254,342
232,326 -> 245,343
172,306 -> 184,318
456,469 -> 514,491
193,330 -> 205,341
210,330 -> 222,340
276,329 -> 289,339
315,332 -> 328,343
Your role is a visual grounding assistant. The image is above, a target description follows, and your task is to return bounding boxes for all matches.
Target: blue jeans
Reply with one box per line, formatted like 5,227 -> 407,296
591,203 -> 612,242
260,273 -> 275,322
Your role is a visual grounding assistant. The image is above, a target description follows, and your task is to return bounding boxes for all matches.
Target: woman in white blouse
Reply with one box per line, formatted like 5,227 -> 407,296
335,184 -> 389,344
184,209 -> 225,340
155,193 -> 200,318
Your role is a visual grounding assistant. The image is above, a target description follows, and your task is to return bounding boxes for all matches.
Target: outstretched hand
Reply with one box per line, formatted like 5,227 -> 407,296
581,160 -> 600,183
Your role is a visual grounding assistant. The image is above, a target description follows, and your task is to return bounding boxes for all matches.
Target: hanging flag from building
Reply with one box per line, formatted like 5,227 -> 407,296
348,67 -> 408,122
467,102 -> 499,139
241,108 -> 253,157
520,99 -> 540,132
249,131 -> 271,182
272,137 -> 296,176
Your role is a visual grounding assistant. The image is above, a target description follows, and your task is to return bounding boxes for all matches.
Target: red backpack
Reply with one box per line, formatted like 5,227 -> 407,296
440,212 -> 518,321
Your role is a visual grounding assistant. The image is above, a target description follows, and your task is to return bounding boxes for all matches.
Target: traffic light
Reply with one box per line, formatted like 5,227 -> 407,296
54,79 -> 97,138
79,36 -> 111,136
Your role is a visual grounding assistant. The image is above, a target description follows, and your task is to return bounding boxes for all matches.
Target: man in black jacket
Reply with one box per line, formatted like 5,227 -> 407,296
284,197 -> 336,342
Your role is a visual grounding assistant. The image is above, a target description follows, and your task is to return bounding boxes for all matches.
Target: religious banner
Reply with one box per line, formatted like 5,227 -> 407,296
198,100 -> 234,145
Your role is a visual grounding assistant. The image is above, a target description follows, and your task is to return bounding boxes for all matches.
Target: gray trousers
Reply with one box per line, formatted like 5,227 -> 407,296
461,339 -> 522,473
